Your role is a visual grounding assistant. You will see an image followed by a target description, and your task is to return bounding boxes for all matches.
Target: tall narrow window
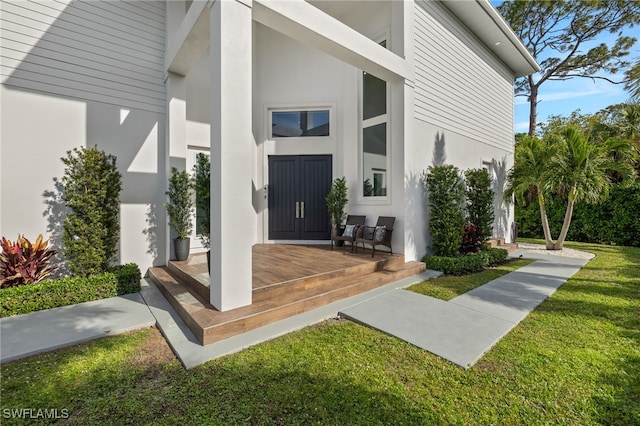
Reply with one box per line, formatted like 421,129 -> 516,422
362,40 -> 388,198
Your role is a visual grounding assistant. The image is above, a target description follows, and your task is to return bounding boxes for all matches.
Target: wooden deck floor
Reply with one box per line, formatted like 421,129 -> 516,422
252,244 -> 397,288
149,243 -> 424,345
167,244 -> 398,290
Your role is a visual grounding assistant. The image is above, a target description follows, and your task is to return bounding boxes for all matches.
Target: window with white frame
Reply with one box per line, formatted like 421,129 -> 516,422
362,40 -> 389,198
269,108 -> 331,139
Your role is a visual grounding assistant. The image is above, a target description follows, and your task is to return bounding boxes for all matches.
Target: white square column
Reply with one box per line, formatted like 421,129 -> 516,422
209,0 -> 253,311
165,72 -> 187,263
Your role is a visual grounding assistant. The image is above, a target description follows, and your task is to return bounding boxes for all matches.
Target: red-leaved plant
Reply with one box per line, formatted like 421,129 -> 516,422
0,234 -> 58,288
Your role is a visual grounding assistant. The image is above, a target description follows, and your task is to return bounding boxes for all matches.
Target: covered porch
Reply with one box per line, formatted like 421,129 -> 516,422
164,0 -> 414,314
149,244 -> 425,345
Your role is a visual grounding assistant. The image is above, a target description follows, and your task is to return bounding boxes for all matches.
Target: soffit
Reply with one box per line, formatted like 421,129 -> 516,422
441,0 -> 539,77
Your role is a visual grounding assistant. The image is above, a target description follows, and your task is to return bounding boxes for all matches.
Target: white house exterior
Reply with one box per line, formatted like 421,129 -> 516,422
0,1 -> 538,311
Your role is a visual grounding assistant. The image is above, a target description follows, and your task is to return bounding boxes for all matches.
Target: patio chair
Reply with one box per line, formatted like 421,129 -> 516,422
355,216 -> 395,257
331,215 -> 366,252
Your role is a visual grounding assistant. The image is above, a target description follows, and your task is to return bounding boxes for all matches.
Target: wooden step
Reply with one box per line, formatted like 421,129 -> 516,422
148,266 -> 211,344
167,258 -> 209,301
149,260 -> 426,346
488,238 -> 519,253
252,254 -> 406,303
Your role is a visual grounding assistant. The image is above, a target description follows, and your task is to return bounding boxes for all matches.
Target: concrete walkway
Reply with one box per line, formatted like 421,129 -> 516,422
1,247 -> 592,369
0,293 -> 155,363
340,249 -> 592,368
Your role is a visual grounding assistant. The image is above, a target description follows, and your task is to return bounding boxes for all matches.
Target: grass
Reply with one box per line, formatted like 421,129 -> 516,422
407,257 -> 534,300
1,241 -> 638,425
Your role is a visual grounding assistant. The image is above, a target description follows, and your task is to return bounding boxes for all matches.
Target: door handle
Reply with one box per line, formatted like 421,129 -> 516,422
295,202 -> 300,219
300,201 -> 304,219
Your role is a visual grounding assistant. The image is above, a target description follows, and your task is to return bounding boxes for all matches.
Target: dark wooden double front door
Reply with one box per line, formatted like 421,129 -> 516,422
268,155 -> 332,240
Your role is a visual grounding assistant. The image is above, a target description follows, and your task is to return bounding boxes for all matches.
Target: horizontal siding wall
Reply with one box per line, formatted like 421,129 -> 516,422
413,1 -> 514,152
0,0 -> 165,114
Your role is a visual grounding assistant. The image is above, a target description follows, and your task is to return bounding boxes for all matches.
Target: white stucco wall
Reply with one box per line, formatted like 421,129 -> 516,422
404,120 -> 514,261
0,0 -> 167,271
399,0 -> 517,261
252,22 -> 356,243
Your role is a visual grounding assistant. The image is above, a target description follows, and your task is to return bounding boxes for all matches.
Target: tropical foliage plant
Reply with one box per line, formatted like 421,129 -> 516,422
326,177 -> 348,225
61,146 -> 122,277
0,234 -> 58,288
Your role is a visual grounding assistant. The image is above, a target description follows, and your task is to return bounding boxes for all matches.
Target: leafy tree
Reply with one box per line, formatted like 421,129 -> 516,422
507,127 -> 636,250
625,57 -> 640,100
61,146 -> 122,276
497,0 -> 640,136
424,165 -> 465,257
464,168 -> 495,243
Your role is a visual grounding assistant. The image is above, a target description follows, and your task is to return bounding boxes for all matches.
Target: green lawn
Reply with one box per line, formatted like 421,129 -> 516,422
1,242 -> 638,425
407,257 -> 534,300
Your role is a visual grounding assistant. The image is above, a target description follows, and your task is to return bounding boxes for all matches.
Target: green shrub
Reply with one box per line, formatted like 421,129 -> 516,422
464,168 -> 495,242
478,247 -> 509,265
166,167 -> 194,240
422,248 -> 508,275
0,263 -> 141,317
425,165 -> 465,257
61,146 -> 122,277
515,182 -> 640,247
193,153 -> 211,249
108,263 -> 142,294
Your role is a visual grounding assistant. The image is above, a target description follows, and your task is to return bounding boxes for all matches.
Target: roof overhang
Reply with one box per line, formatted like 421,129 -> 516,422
442,0 -> 540,78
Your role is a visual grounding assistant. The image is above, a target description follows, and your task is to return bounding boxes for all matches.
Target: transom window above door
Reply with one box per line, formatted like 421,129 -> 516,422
269,108 -> 331,138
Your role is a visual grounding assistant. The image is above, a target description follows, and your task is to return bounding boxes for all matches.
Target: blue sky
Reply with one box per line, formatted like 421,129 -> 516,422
491,2 -> 640,132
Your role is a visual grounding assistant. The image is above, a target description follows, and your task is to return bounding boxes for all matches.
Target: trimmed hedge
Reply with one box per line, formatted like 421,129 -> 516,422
515,182 -> 640,247
0,263 -> 141,318
422,248 -> 509,275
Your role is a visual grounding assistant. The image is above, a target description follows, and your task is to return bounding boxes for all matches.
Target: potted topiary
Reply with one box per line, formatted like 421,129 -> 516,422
193,153 -> 211,272
326,177 -> 348,245
166,167 -> 194,261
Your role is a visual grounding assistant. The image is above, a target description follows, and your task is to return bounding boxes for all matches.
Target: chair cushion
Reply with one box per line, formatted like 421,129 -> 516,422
342,224 -> 357,238
374,226 -> 387,242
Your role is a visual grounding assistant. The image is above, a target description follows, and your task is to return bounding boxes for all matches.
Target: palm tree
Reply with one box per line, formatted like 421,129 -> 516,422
506,135 -> 558,249
507,127 -> 637,250
549,127 -> 636,249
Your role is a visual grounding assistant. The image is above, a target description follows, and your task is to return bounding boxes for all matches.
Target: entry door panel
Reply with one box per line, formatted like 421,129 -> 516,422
269,155 -> 332,240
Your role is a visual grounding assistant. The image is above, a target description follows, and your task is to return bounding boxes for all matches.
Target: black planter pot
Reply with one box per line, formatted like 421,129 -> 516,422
332,224 -> 345,246
206,250 -> 211,274
173,238 -> 190,261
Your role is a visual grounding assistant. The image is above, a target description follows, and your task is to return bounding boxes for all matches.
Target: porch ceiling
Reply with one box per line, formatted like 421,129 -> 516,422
165,0 -> 409,82
253,0 -> 408,82
165,0 -> 210,77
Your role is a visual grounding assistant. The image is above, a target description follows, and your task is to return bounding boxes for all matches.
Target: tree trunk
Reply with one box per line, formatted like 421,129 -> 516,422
537,193 -> 554,250
528,84 -> 538,137
554,192 -> 577,250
